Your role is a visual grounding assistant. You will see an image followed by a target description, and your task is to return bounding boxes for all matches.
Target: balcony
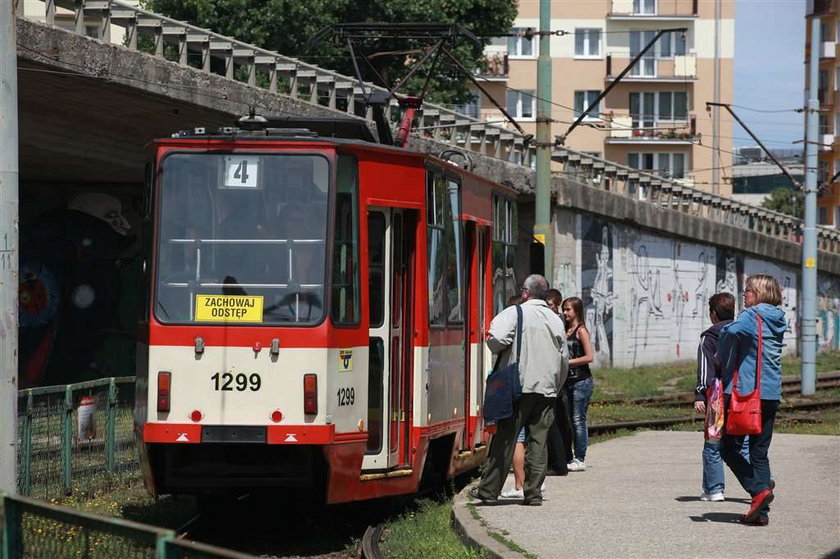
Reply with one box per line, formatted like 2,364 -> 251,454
808,0 -> 835,16
605,54 -> 696,82
824,41 -> 837,58
478,50 -> 509,81
608,0 -> 698,19
606,115 -> 697,145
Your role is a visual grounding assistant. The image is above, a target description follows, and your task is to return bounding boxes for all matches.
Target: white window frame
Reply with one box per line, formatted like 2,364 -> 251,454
633,0 -> 657,15
507,27 -> 537,58
656,91 -> 689,122
574,90 -> 602,121
657,33 -> 687,59
507,89 -> 536,120
574,28 -> 602,59
628,152 -> 687,179
629,30 -> 657,77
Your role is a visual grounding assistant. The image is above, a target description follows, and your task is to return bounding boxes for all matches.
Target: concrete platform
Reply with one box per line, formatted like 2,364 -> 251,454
455,431 -> 840,558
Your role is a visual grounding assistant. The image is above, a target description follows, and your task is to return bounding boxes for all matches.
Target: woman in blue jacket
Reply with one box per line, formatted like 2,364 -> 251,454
717,274 -> 786,526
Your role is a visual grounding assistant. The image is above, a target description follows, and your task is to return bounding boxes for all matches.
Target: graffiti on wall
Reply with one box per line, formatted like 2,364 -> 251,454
817,275 -> 840,350
744,258 -> 798,345
580,216 -> 614,366
715,251 -> 744,311
18,191 -> 140,388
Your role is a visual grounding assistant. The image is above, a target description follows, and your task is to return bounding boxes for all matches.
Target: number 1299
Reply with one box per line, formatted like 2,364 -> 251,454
211,372 -> 261,391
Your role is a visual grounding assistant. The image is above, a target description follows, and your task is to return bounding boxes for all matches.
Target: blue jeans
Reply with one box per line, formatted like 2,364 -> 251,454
565,376 -> 594,461
721,398 -> 779,517
703,438 -> 750,494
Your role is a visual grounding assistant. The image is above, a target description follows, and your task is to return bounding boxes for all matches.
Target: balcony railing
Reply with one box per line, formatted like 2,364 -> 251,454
478,52 -> 509,80
606,54 -> 696,80
609,0 -> 698,17
607,115 -> 697,142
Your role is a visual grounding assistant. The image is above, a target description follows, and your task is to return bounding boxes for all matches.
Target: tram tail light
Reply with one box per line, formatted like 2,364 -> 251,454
157,371 -> 171,413
303,374 -> 318,415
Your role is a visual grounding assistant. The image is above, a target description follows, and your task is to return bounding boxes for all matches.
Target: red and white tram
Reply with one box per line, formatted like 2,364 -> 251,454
135,117 -> 519,504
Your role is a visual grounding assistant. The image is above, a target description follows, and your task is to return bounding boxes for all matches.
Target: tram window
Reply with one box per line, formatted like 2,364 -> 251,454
427,173 -> 446,326
492,195 -> 518,315
368,212 -> 386,328
445,179 -> 464,324
154,153 -> 329,325
366,337 -> 385,454
331,155 -> 360,326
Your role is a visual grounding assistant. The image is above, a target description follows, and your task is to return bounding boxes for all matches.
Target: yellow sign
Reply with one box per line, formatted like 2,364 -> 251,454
195,295 -> 264,322
533,234 -> 545,245
806,258 -> 816,269
338,348 -> 353,372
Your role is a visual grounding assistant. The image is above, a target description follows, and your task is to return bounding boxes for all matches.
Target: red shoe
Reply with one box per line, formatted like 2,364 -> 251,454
743,489 -> 774,523
740,515 -> 769,526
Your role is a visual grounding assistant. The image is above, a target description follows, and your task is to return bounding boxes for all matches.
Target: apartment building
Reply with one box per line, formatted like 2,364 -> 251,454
471,0 -> 734,196
807,0 -> 840,226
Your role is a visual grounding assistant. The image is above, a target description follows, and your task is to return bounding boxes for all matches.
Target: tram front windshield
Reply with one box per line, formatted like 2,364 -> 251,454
154,152 -> 330,325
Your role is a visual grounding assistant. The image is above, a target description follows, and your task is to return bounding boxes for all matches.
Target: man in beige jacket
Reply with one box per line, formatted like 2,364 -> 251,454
470,274 -> 569,506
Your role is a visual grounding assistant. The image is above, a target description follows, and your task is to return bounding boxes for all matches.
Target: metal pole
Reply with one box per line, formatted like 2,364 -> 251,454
0,0 -> 20,495
712,0 -> 721,195
535,0 -> 552,284
801,18 -> 820,395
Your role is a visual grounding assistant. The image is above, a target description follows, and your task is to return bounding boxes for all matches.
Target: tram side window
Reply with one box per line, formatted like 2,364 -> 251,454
368,212 -> 386,327
445,179 -> 464,324
427,173 -> 447,326
492,195 -> 518,315
331,155 -> 360,326
366,337 -> 385,454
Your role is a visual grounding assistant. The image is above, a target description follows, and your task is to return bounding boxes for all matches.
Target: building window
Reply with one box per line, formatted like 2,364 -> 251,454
574,28 -> 601,57
574,90 -> 602,120
834,207 -> 840,228
629,30 -> 657,77
507,27 -> 536,57
819,206 -> 829,225
454,92 -> 480,119
820,114 -> 829,135
658,32 -> 687,58
628,152 -> 686,179
630,91 -> 688,128
658,92 -> 688,121
633,0 -> 656,14
507,89 -> 535,119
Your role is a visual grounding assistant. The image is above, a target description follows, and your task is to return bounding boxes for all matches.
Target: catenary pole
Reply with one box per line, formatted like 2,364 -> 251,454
802,17 -> 820,395
535,0 -> 552,284
0,0 -> 20,493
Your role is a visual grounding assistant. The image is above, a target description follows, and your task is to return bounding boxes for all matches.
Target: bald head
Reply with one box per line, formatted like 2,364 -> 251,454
522,274 -> 549,301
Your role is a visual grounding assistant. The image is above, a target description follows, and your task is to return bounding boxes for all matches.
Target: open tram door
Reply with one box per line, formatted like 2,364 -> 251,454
364,207 -> 415,470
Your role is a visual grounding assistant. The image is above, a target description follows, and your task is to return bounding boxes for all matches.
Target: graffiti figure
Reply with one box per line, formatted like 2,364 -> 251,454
692,251 -> 709,318
587,226 -> 615,365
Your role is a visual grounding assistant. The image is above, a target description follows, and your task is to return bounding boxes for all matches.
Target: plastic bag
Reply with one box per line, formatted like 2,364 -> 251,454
704,378 -> 725,441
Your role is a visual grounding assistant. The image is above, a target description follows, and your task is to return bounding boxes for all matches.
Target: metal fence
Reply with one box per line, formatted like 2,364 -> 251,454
1,493 -> 255,558
16,377 -> 138,500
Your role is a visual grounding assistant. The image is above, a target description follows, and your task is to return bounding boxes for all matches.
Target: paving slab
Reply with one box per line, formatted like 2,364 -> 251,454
458,431 -> 840,559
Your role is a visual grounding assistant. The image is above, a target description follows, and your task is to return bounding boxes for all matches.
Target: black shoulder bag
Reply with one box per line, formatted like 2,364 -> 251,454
482,305 -> 524,422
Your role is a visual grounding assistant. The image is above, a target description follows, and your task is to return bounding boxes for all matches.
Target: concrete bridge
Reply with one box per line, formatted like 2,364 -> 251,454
12,0 -> 840,372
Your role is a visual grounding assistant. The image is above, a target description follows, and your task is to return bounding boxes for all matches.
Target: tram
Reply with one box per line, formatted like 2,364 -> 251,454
134,115 -> 519,504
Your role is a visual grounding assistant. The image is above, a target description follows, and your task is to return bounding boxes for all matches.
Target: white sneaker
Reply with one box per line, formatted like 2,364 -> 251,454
540,481 -> 546,492
567,459 -> 587,472
500,487 -> 524,499
699,492 -> 725,502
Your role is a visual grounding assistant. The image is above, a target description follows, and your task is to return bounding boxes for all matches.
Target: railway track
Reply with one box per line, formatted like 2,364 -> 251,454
589,398 -> 840,435
595,371 -> 840,408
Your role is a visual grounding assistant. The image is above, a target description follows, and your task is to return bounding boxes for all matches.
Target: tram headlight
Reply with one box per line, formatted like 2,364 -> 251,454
157,371 -> 171,413
303,374 -> 318,415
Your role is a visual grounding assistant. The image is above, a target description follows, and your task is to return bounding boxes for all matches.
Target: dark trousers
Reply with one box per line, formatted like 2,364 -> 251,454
477,393 -> 555,502
721,397 -> 779,516
547,390 -> 572,472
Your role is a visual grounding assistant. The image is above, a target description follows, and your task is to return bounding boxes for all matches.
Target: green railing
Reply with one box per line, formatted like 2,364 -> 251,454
17,378 -> 139,499
0,494 -> 255,558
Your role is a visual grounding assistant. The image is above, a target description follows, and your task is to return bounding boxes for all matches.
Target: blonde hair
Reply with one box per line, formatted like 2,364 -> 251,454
746,274 -> 782,306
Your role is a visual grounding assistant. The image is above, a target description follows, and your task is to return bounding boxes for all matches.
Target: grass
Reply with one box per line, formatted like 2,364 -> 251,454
381,498 -> 487,559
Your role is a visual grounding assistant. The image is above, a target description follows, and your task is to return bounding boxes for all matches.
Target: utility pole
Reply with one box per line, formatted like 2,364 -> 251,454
534,0 -> 552,284
0,0 -> 20,494
802,17 -> 820,395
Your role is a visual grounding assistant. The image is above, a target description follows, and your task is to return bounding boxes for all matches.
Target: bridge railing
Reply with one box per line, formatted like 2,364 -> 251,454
15,0 -> 840,252
16,377 -> 138,500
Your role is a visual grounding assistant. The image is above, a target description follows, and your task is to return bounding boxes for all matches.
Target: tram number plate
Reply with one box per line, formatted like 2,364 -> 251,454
211,372 -> 262,392
336,387 -> 355,406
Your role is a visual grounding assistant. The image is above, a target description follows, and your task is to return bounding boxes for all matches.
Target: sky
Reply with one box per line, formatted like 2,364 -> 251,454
733,0 -> 806,150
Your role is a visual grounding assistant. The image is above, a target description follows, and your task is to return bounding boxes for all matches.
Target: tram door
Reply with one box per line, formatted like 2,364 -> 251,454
474,226 -> 487,446
365,208 -> 414,470
463,224 -> 488,449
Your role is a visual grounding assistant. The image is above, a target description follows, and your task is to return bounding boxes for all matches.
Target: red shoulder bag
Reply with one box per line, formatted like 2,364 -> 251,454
725,315 -> 763,435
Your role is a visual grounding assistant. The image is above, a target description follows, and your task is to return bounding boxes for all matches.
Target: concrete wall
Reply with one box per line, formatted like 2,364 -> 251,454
549,206 -> 840,368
